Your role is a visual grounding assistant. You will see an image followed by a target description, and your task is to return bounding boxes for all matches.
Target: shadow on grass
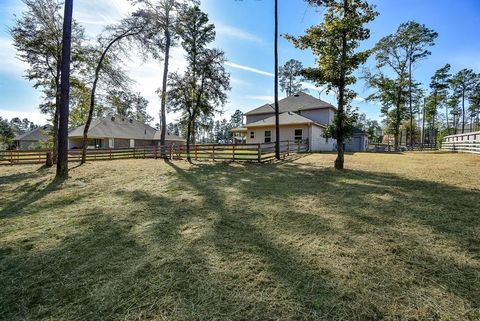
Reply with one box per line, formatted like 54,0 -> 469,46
0,176 -> 68,219
165,161 -> 480,316
0,159 -> 479,320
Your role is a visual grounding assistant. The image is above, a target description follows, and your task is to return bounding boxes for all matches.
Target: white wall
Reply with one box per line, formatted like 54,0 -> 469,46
246,125 -> 310,144
310,125 -> 336,151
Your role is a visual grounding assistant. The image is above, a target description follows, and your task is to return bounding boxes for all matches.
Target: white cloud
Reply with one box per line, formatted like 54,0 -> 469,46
0,37 -> 29,77
0,110 -> 48,125
225,62 -> 274,77
216,24 -> 265,44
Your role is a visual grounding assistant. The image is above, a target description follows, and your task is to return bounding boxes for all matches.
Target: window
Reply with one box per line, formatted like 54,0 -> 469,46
264,130 -> 272,143
294,129 -> 303,141
250,131 -> 255,139
94,139 -> 102,149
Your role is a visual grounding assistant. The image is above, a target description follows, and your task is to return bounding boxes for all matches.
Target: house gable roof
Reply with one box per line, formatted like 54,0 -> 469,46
14,125 -> 52,142
245,92 -> 336,116
244,112 -> 325,128
69,117 -> 157,140
69,116 -> 185,141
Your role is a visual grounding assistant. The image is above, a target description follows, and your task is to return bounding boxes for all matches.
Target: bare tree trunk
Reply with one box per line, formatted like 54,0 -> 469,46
408,60 -> 413,150
421,98 -> 426,149
274,0 -> 280,160
159,13 -> 171,158
334,0 -> 349,170
445,104 -> 449,130
81,31 -> 135,164
56,0 -> 73,179
52,98 -> 59,164
462,90 -> 465,134
186,118 -> 192,162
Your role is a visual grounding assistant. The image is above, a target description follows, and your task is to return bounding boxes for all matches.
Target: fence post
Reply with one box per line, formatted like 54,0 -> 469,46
46,151 -> 53,167
298,142 -> 301,153
154,146 -> 157,159
257,144 -> 262,163
287,141 -> 290,156
143,147 -> 146,159
195,144 -> 198,161
212,145 -> 215,161
110,149 -> 112,160
232,144 -> 236,162
169,145 -> 173,160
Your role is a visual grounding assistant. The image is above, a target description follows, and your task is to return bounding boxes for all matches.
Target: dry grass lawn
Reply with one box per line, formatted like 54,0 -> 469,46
0,152 -> 479,320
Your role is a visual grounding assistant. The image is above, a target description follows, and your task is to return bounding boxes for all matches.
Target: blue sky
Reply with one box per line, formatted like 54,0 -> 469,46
1,0 -> 479,125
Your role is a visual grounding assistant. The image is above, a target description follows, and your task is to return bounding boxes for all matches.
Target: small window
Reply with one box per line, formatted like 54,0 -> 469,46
294,129 -> 303,141
264,130 -> 272,143
250,131 -> 255,139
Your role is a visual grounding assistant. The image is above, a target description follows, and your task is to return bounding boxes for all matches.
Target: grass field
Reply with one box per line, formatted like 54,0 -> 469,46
0,152 -> 479,320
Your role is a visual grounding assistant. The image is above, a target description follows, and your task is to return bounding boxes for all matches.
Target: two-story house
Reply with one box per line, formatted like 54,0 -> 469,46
232,92 -> 368,152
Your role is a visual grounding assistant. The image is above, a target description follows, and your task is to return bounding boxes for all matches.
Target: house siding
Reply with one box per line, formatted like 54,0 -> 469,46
114,138 -> 130,149
246,124 -> 311,145
298,108 -> 335,125
310,125 -> 336,152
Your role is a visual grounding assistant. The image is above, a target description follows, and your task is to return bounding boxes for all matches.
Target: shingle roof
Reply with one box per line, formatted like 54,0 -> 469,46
14,125 -> 52,142
69,116 -> 185,141
245,112 -> 325,128
245,92 -> 336,116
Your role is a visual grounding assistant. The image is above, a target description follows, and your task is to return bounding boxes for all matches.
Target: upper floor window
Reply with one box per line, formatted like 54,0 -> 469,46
294,129 -> 303,141
264,130 -> 272,143
250,131 -> 255,139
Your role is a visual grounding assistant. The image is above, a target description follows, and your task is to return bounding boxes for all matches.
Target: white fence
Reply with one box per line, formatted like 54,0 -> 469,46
441,131 -> 480,154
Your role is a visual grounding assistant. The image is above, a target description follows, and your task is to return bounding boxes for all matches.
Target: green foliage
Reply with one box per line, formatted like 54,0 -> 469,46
0,117 -> 15,149
367,20 -> 436,149
279,59 -> 307,96
167,6 -> 230,149
323,110 -> 358,141
286,0 -> 378,169
451,69 -> 479,132
230,110 -> 244,129
287,0 -> 378,94
10,0 -> 87,117
105,90 -> 153,124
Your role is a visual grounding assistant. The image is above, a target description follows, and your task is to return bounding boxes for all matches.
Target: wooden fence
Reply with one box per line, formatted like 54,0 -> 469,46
441,131 -> 480,154
0,140 -> 309,165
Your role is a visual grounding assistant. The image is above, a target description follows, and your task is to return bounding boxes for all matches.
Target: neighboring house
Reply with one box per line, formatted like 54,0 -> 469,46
68,116 -> 185,149
233,92 -> 368,152
14,125 -> 52,150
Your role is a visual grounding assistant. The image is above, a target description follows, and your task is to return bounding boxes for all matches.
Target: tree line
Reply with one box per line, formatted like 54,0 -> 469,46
10,0 -> 231,177
8,0 -> 480,175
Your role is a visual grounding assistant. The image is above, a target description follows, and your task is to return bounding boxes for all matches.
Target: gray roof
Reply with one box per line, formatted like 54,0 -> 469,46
245,112 -> 325,128
69,116 -> 185,141
14,125 -> 52,142
245,92 -> 336,116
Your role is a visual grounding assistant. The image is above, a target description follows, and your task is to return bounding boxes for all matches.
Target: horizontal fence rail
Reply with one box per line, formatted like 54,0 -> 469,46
442,131 -> 480,154
0,140 -> 310,165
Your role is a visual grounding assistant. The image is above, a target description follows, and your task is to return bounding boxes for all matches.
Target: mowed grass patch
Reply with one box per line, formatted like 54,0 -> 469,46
0,152 -> 479,320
